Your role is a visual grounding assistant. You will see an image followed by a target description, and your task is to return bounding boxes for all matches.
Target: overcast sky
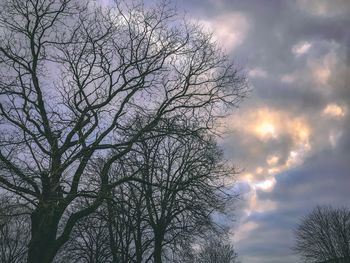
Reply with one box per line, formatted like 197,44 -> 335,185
174,0 -> 350,262
100,0 -> 350,261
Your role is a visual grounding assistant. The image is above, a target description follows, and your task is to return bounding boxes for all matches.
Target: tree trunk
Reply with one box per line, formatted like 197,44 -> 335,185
106,198 -> 118,263
27,205 -> 61,263
135,228 -> 143,263
153,232 -> 164,263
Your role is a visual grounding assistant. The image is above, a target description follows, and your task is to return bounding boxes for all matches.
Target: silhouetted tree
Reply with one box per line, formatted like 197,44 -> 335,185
293,206 -> 350,263
0,197 -> 30,263
58,134 -> 236,263
105,182 -> 153,263
57,211 -> 111,263
128,135 -> 235,263
197,238 -> 239,263
0,0 -> 246,262
179,232 -> 239,263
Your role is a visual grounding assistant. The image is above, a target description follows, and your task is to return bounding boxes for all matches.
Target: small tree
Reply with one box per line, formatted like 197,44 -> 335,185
194,234 -> 239,263
0,197 -> 30,263
293,206 -> 350,262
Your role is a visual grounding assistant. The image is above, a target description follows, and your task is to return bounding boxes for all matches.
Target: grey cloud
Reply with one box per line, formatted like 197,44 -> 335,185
241,148 -> 350,262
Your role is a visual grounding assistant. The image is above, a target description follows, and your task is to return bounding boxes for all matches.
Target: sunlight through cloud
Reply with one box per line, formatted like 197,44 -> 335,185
292,41 -> 312,56
323,103 -> 346,118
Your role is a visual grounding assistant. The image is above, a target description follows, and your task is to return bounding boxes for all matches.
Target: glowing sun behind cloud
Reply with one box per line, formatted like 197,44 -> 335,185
254,178 -> 276,191
238,108 -> 310,147
255,122 -> 277,140
228,107 -> 312,219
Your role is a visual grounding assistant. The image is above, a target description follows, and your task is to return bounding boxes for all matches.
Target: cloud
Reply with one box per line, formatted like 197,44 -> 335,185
292,41 -> 312,56
225,107 -> 313,250
280,74 -> 295,83
179,0 -> 350,262
254,178 -> 276,192
234,221 -> 259,242
323,103 -> 346,118
229,106 -> 349,261
266,155 -> 279,166
309,53 -> 334,86
197,12 -> 250,52
297,0 -> 350,17
235,147 -> 350,262
329,130 -> 343,148
235,108 -> 310,147
248,67 -> 268,78
279,41 -> 341,91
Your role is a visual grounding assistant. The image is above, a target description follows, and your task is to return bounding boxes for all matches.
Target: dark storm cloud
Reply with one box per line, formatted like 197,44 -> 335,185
174,0 -> 350,262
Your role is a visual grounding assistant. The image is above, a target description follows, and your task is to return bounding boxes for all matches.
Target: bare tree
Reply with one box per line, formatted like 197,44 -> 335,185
196,238 -> 238,263
293,206 -> 350,263
58,187 -> 153,263
57,133 -> 236,263
119,134 -> 235,263
0,197 -> 30,263
184,233 -> 239,263
105,182 -> 153,263
57,211 -> 111,263
0,0 -> 246,262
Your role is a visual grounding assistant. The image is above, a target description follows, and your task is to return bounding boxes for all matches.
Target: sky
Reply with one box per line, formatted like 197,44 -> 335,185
175,0 -> 350,262
99,0 -> 350,262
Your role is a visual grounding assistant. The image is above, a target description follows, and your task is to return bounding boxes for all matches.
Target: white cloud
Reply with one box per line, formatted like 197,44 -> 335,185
234,221 -> 259,242
254,177 -> 276,192
248,68 -> 268,78
267,155 -> 279,166
281,74 -> 295,83
227,108 -> 312,222
309,51 -> 337,85
329,130 -> 343,148
313,66 -> 331,85
239,108 -> 311,146
323,103 -> 346,118
292,41 -> 312,56
255,122 -> 277,140
198,13 -> 250,52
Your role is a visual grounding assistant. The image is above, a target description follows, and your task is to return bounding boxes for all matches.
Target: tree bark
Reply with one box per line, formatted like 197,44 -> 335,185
135,228 -> 143,263
153,232 -> 164,263
27,205 -> 61,263
106,198 -> 118,263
